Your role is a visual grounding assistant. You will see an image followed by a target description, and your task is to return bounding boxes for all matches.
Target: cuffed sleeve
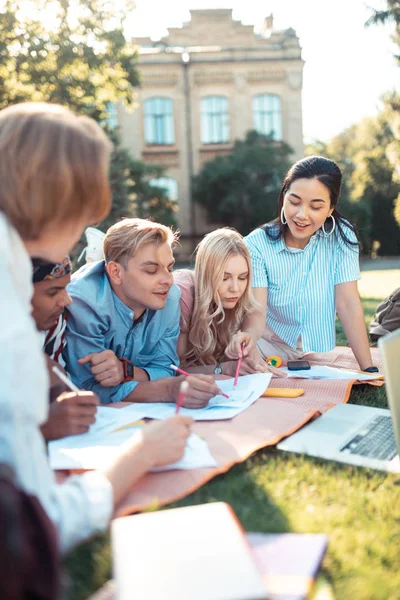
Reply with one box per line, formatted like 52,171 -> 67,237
334,226 -> 360,286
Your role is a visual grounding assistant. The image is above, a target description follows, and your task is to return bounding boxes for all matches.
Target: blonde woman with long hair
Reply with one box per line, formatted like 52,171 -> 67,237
174,228 -> 272,376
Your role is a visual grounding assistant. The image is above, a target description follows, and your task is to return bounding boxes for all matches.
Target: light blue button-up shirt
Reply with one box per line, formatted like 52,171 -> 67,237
64,261 -> 181,404
244,224 -> 360,353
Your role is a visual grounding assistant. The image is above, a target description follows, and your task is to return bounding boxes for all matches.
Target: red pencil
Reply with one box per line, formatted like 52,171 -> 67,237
175,380 -> 189,414
170,364 -> 230,399
233,343 -> 245,387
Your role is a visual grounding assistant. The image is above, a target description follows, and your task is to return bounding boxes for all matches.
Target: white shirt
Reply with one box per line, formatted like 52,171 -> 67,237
0,213 -> 113,553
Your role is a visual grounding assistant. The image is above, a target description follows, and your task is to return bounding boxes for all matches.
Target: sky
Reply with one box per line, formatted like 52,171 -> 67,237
125,0 -> 399,142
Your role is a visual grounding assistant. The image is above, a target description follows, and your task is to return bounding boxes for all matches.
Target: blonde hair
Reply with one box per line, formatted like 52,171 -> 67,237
0,102 -> 112,240
103,218 -> 179,266
185,228 -> 256,366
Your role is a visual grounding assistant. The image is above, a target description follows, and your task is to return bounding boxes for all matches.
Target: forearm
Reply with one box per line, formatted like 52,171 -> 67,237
241,313 -> 265,340
337,302 -> 373,370
124,377 -> 175,403
134,366 -> 151,382
241,287 -> 267,340
104,433 -> 154,506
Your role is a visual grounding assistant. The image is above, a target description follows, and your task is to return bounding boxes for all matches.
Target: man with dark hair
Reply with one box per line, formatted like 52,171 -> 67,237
31,257 -> 99,441
32,255 -> 72,366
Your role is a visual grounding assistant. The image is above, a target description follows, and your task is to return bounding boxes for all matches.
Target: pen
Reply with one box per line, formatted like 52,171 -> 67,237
233,343 -> 245,388
170,364 -> 230,399
176,380 -> 189,414
52,366 -> 80,392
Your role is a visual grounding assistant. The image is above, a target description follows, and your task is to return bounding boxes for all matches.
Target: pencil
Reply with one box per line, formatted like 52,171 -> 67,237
175,380 -> 189,414
52,366 -> 80,392
170,364 -> 230,399
233,344 -> 245,388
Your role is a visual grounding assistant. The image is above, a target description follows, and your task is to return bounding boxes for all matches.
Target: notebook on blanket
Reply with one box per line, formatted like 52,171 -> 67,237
110,503 -> 328,600
111,502 -> 266,600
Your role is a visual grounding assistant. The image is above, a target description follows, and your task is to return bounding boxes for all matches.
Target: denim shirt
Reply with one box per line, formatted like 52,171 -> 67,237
64,261 -> 181,404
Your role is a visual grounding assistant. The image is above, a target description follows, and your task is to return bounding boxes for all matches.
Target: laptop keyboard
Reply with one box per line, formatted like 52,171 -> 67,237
340,416 -> 397,461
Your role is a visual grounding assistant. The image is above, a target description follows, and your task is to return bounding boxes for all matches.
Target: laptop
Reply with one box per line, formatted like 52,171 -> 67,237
277,328 -> 400,472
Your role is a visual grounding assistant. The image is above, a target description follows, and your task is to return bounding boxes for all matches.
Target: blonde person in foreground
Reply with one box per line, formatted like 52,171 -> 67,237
174,228 -> 283,377
226,156 -> 378,374
0,102 -> 193,554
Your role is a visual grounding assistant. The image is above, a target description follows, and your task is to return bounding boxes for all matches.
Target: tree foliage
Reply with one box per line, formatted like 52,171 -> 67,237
0,0 -> 177,231
0,0 -> 139,120
306,94 -> 400,255
192,130 -> 293,235
366,0 -> 400,63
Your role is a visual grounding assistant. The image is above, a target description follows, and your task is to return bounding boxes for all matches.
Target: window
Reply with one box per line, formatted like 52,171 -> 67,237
149,177 -> 178,201
201,96 -> 230,144
144,97 -> 175,145
105,102 -> 118,130
252,94 -> 282,141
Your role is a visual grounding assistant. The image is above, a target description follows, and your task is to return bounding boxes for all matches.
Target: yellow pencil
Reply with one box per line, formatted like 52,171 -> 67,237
112,420 -> 145,433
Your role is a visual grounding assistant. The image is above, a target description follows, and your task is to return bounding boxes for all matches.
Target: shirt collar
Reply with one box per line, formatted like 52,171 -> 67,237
274,230 -> 321,253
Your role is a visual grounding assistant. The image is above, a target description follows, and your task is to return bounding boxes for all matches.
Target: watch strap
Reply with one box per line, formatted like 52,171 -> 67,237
214,362 -> 222,375
119,358 -> 135,382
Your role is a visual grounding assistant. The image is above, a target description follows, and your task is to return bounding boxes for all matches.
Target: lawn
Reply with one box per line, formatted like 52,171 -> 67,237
65,274 -> 400,600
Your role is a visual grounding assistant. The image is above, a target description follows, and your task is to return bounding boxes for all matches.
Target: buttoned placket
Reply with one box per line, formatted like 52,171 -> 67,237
123,310 -> 146,359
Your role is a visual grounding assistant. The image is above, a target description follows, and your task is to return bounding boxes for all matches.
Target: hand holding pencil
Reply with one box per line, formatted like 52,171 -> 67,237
169,365 -> 225,408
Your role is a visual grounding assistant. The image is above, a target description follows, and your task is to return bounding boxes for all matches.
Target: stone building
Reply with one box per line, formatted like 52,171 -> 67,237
118,9 -> 304,245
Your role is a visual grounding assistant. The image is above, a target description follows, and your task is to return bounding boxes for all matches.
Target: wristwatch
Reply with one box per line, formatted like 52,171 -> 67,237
362,366 -> 379,373
214,362 -> 223,375
119,358 -> 135,382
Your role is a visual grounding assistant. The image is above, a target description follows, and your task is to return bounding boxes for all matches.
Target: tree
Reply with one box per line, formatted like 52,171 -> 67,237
0,0 -> 178,232
0,0 -> 139,120
306,101 -> 400,255
366,0 -> 400,63
192,130 -> 293,235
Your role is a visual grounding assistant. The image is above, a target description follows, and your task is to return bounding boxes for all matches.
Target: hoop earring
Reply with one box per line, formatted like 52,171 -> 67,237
280,207 -> 287,225
322,215 -> 336,236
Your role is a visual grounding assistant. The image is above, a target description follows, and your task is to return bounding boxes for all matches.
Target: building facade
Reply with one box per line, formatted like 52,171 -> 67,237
118,9 -> 304,243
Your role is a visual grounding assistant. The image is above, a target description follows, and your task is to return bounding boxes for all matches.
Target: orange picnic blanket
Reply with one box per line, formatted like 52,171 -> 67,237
114,346 -> 384,516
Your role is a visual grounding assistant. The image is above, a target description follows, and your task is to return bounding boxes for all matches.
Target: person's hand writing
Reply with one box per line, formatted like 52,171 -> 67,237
142,415 -> 193,467
40,391 -> 99,441
169,374 -> 222,409
225,330 -> 257,359
78,350 -> 125,387
222,353 -> 286,377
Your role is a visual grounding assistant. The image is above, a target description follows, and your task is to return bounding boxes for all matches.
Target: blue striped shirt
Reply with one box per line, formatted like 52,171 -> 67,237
244,224 -> 360,353
64,261 -> 181,404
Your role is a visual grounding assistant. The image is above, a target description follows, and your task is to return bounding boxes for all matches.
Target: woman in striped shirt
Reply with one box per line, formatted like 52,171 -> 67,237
226,156 -> 377,373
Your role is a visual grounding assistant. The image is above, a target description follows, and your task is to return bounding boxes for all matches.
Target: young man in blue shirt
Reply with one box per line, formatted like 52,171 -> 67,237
65,218 -> 220,407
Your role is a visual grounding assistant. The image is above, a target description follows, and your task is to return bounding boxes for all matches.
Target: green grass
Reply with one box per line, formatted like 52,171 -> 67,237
64,294 -> 400,600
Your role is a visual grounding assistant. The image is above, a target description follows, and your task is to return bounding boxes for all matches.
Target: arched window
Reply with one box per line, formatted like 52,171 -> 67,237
149,177 -> 178,201
252,94 -> 282,141
144,97 -> 175,145
201,96 -> 230,144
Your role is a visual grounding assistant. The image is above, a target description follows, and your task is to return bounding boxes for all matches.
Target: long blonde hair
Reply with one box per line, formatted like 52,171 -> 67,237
185,228 -> 256,366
